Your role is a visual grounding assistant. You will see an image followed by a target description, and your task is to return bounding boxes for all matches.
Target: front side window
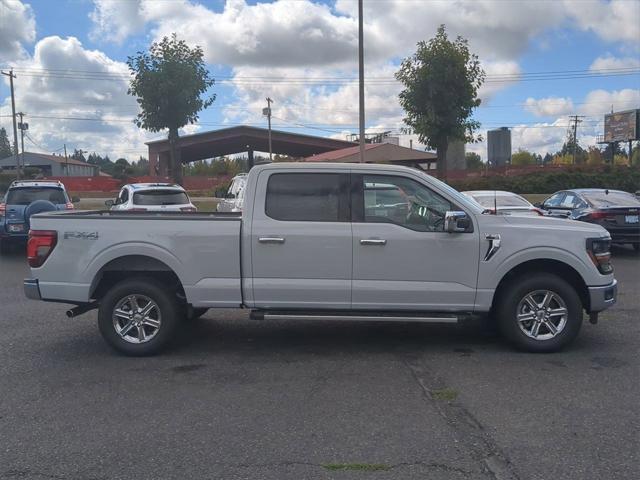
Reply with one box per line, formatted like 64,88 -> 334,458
360,175 -> 453,232
544,192 -> 565,208
117,188 -> 129,204
265,173 -> 349,222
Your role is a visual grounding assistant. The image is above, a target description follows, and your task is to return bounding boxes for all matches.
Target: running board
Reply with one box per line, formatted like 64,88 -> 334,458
251,311 -> 459,323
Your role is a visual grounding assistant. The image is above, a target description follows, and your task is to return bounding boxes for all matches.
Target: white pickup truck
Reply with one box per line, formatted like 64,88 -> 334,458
24,163 -> 617,355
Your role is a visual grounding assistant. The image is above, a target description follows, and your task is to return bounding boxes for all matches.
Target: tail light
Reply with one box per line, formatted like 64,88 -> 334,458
0,203 -> 5,217
585,211 -> 615,221
65,202 -> 74,210
180,206 -> 197,212
532,208 -> 544,216
586,238 -> 613,274
27,230 -> 58,268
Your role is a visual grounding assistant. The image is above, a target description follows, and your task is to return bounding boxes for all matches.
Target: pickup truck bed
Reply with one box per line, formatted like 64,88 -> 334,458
28,210 -> 244,308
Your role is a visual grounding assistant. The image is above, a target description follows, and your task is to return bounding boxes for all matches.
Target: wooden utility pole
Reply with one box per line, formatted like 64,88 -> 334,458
265,97 -> 273,162
64,144 -> 69,176
17,112 -> 27,177
1,69 -> 19,179
568,115 -> 584,164
358,0 -> 365,163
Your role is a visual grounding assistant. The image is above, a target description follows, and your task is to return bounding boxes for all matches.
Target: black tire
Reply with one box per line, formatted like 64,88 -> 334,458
496,273 -> 583,353
98,277 -> 181,356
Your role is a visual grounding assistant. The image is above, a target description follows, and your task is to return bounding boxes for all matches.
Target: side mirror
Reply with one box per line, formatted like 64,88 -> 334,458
225,192 -> 236,199
533,202 -> 542,208
214,189 -> 225,198
445,211 -> 470,233
72,196 -> 80,203
104,199 -> 114,208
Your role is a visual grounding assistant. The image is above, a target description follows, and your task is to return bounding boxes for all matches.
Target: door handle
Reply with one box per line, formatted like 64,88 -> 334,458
258,237 -> 285,244
360,238 -> 387,246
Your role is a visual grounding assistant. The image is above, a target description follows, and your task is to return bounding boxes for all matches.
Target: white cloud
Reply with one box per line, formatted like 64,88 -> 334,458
590,55 -> 640,71
564,0 -> 640,45
0,0 -> 36,62
524,97 -> 575,117
580,88 -> 640,116
0,36 -> 152,160
89,0 -> 147,44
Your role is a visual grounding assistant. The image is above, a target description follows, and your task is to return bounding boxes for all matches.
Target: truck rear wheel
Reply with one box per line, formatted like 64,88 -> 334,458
496,273 -> 583,353
98,277 -> 180,356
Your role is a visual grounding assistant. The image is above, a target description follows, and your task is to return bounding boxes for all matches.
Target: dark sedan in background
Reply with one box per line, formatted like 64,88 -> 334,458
539,189 -> 640,251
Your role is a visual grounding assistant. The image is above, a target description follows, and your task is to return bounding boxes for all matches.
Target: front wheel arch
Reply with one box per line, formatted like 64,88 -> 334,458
492,259 -> 589,314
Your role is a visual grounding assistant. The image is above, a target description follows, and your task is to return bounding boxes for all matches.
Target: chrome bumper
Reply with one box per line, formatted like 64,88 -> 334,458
24,279 -> 42,300
588,279 -> 617,313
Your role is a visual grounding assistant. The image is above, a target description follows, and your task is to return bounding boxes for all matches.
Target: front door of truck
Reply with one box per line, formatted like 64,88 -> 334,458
351,173 -> 480,311
250,171 -> 352,309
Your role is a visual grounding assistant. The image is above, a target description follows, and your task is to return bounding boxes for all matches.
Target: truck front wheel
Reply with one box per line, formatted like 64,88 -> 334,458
496,273 -> 583,353
98,277 -> 181,356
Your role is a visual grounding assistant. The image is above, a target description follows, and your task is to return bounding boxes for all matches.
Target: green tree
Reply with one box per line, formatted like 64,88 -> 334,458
396,25 -> 484,180
70,149 -> 86,162
511,149 -> 538,166
631,144 -> 640,166
465,152 -> 483,170
127,33 -> 215,185
0,127 -> 12,159
586,146 -> 604,165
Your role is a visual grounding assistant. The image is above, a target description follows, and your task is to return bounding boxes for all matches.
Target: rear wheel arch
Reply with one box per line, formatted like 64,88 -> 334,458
90,255 -> 185,301
492,259 -> 589,313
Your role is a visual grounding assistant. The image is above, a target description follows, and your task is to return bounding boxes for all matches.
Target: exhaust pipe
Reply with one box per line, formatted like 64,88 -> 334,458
66,302 -> 98,318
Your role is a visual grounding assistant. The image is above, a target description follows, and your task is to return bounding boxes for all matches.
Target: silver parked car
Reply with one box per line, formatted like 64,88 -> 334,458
106,183 -> 197,212
216,174 -> 247,212
462,190 -> 544,216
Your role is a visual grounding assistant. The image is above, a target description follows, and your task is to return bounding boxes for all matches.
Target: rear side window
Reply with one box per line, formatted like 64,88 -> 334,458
265,173 -> 349,222
133,190 -> 190,206
6,187 -> 67,205
583,191 -> 640,207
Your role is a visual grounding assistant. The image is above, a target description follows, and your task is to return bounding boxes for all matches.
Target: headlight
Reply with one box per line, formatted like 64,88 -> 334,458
586,238 -> 613,274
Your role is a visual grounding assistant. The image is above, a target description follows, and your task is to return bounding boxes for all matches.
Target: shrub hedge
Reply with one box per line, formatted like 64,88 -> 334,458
448,165 -> 640,194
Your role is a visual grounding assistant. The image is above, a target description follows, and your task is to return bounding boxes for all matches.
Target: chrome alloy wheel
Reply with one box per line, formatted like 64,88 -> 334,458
112,294 -> 162,344
516,290 -> 568,341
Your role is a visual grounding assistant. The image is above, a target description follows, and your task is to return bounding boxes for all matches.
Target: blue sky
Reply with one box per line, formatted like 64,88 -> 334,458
1,0 -> 639,161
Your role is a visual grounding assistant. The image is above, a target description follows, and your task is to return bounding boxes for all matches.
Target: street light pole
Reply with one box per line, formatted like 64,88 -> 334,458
358,0 -> 365,163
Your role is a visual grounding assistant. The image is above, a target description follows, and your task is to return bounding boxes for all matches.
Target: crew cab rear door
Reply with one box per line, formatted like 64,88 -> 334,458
250,170 -> 352,309
350,173 -> 480,311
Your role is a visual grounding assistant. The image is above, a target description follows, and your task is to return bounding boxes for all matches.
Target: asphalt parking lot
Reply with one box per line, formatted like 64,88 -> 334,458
0,247 -> 638,480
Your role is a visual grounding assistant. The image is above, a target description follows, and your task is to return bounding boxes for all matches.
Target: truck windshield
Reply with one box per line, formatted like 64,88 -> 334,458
133,190 -> 190,205
6,187 -> 67,205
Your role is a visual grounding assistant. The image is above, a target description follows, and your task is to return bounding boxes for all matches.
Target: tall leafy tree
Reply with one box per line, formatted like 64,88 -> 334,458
465,152 -> 483,170
127,34 -> 215,184
0,127 -> 13,159
511,149 -> 537,166
396,25 -> 484,179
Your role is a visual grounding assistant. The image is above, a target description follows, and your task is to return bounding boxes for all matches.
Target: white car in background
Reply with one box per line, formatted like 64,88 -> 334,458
462,190 -> 544,216
106,183 -> 197,212
216,174 -> 247,212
